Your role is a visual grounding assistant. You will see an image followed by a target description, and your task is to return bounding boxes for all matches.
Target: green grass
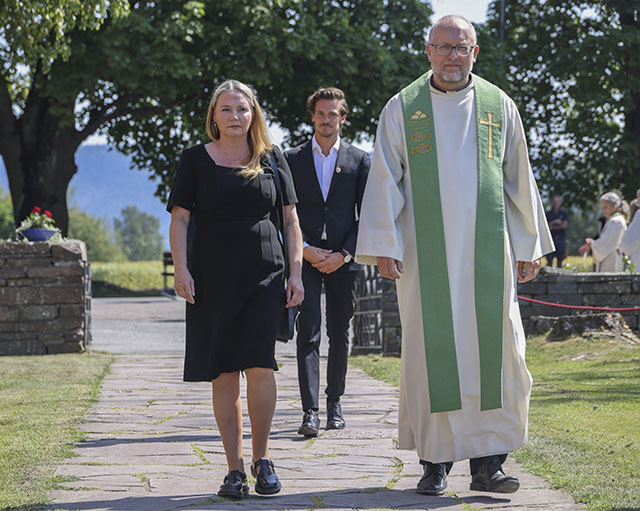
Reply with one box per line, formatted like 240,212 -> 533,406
0,352 -> 113,510
517,336 -> 640,511
349,354 -> 401,389
350,336 -> 640,511
541,255 -> 595,272
91,260 -> 169,291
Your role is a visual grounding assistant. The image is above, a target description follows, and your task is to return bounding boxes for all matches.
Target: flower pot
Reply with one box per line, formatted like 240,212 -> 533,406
18,228 -> 57,242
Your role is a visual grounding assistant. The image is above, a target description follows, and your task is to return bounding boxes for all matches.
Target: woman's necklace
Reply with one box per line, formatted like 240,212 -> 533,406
214,141 -> 250,167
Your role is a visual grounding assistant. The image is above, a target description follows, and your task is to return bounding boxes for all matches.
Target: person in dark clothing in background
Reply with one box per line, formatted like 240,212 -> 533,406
545,195 -> 569,267
284,87 -> 370,437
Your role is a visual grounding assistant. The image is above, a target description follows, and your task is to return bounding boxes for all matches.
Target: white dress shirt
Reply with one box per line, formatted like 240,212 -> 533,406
312,135 -> 340,202
308,135 -> 340,243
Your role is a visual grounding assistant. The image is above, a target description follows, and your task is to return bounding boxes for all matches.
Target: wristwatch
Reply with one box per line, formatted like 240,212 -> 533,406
340,249 -> 353,263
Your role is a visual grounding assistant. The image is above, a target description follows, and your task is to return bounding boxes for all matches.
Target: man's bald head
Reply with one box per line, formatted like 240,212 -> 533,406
428,15 -> 477,46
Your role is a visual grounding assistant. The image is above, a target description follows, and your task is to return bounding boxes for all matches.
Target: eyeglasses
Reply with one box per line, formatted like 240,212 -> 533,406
429,43 -> 476,57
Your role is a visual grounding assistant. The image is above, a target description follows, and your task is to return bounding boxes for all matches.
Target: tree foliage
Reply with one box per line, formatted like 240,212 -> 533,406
68,207 -> 125,262
0,0 -> 129,234
114,206 -> 164,262
0,0 -> 432,233
475,1 -> 640,207
0,0 -> 129,82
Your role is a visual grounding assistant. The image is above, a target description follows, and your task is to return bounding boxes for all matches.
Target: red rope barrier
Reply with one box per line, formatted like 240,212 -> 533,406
517,295 -> 640,312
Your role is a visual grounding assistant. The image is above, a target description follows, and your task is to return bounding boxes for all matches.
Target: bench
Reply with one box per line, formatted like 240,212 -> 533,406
162,251 -> 175,297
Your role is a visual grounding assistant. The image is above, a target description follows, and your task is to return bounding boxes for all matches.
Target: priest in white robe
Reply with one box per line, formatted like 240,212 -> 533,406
355,15 -> 554,496
580,192 -> 627,272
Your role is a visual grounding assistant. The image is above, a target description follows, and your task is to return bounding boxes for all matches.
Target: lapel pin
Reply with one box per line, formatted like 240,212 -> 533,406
336,166 -> 342,173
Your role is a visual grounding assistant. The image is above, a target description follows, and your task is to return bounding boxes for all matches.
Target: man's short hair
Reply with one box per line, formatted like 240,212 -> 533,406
307,87 -> 349,117
428,15 -> 477,45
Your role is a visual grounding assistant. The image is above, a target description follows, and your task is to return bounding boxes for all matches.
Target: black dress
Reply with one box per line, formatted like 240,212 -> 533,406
167,144 -> 297,381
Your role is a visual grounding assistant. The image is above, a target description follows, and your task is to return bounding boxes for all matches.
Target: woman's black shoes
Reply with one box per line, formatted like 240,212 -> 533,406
217,470 -> 249,499
251,458 -> 282,495
217,460 -> 281,498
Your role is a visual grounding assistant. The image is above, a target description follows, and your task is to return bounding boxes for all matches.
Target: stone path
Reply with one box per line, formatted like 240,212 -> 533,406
48,297 -> 584,510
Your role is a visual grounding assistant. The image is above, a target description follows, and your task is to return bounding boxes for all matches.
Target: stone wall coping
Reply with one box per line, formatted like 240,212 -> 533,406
0,239 -> 87,261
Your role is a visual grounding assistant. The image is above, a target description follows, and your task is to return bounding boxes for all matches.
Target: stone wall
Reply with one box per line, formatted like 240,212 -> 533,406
0,240 -> 91,355
353,267 -> 640,354
518,267 -> 640,336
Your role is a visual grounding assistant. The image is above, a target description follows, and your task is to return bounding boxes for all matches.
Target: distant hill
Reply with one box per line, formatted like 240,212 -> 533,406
0,144 -> 171,249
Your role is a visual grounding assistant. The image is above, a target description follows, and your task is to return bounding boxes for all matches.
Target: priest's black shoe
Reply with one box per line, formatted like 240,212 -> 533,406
251,458 -> 282,495
297,409 -> 319,437
326,400 -> 345,430
470,457 -> 520,493
217,470 -> 249,499
416,461 -> 451,495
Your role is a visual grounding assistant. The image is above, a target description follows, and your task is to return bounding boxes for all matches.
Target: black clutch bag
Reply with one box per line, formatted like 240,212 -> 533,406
277,295 -> 297,343
271,150 -> 298,343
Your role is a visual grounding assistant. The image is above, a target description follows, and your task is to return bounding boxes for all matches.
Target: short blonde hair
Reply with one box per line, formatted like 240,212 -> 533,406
205,80 -> 271,179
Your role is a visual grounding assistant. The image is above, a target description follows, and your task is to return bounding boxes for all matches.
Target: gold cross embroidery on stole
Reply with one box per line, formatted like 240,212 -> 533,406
479,111 -> 501,160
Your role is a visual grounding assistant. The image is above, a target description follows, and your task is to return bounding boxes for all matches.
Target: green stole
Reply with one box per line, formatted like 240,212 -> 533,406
400,71 -> 505,413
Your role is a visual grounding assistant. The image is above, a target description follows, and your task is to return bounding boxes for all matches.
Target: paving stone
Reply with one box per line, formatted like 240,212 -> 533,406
46,297 -> 585,511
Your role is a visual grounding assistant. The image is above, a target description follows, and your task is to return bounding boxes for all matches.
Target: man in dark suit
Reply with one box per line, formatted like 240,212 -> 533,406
284,87 -> 370,437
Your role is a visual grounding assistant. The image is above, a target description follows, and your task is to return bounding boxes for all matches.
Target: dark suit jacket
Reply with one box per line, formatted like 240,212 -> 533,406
284,139 -> 370,272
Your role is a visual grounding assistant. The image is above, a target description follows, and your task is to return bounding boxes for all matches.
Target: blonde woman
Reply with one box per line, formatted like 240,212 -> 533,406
580,192 -> 627,272
168,80 -> 304,499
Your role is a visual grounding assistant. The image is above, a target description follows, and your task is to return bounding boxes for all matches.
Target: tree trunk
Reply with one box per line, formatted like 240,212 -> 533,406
8,128 -> 79,237
0,75 -> 81,236
620,6 -> 640,197
623,95 -> 640,196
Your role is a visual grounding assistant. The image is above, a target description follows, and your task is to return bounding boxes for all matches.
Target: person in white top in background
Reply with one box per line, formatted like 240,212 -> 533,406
620,197 -> 640,272
580,192 -> 627,272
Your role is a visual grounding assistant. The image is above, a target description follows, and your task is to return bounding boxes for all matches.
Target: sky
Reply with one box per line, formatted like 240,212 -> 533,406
430,0 -> 491,23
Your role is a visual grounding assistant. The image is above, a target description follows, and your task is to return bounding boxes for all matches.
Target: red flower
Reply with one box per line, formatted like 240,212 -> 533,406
32,206 -> 41,213
44,210 -> 53,218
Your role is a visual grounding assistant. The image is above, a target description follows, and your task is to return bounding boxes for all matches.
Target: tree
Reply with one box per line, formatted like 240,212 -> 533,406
1,0 -> 433,234
0,0 -> 129,234
475,1 -> 640,207
114,206 -> 164,262
68,207 -> 125,262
